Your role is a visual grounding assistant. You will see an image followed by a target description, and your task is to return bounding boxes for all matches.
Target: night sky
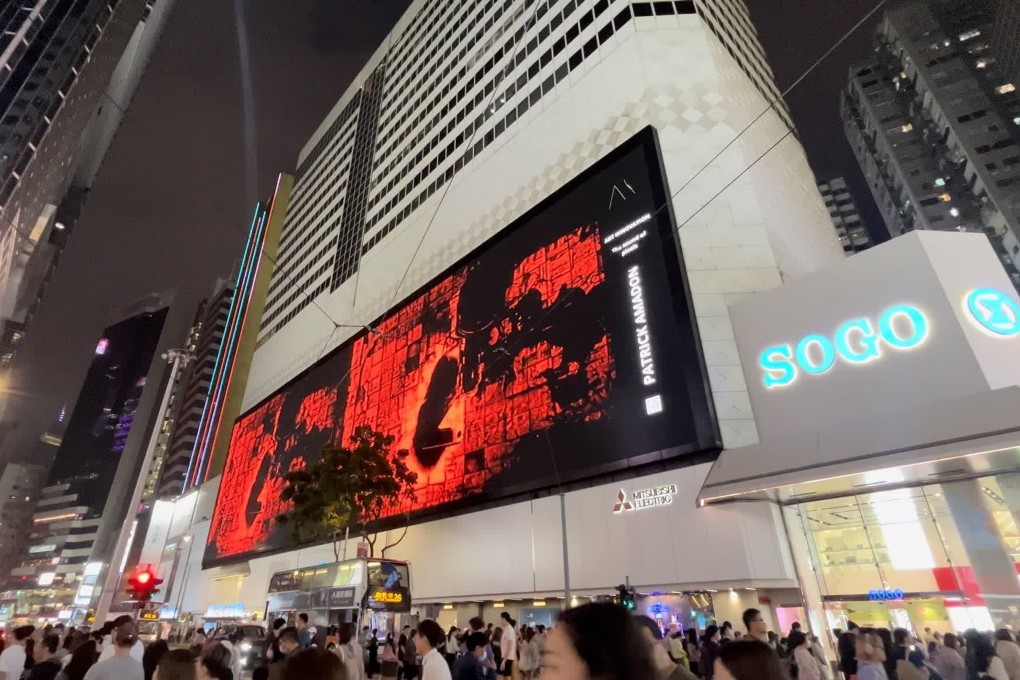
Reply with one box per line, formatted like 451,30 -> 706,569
1,0 -> 882,463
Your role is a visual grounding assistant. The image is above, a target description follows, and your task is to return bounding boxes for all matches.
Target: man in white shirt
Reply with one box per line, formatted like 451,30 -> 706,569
84,622 -> 143,680
0,625 -> 34,680
97,617 -> 144,664
416,620 -> 452,680
498,613 -> 517,680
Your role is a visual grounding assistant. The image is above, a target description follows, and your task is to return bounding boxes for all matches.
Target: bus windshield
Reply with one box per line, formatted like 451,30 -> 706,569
366,561 -> 409,590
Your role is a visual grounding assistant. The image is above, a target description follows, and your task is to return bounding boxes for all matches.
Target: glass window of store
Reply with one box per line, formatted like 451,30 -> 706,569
795,474 -> 1020,636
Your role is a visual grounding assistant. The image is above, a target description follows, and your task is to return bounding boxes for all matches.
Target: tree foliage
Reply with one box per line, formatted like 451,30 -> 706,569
277,426 -> 418,561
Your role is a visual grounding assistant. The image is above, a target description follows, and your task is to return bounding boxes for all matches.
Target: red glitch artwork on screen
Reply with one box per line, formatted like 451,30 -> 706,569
208,223 -> 614,560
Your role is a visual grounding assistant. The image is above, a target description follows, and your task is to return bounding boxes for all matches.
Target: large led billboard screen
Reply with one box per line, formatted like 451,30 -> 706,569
205,126 -> 719,565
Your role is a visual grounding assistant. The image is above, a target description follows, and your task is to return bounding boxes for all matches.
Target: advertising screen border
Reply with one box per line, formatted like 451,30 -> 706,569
203,125 -> 720,567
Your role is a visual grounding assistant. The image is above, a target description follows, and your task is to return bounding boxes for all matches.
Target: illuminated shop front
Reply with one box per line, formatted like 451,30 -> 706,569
700,232 -> 1020,636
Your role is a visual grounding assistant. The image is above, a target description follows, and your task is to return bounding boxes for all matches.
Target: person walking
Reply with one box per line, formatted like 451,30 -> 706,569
335,624 -> 365,680
403,631 -> 420,680
83,622 -> 143,680
452,634 -> 489,680
995,631 -> 1020,680
56,641 -> 98,680
857,632 -> 890,680
935,634 -> 965,680
381,634 -> 400,680
26,636 -> 62,680
417,622 -> 451,680
713,641 -> 787,680
268,628 -> 301,680
789,631 -> 821,680
741,610 -> 768,646
296,615 -> 313,650
702,626 -> 723,680
540,603 -> 654,680
497,615 -> 516,680
368,630 -> 380,679
634,616 -> 698,680
0,627 -> 34,680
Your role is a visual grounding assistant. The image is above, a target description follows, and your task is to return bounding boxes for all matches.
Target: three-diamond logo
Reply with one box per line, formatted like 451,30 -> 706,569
965,288 -> 1020,337
612,490 -> 633,513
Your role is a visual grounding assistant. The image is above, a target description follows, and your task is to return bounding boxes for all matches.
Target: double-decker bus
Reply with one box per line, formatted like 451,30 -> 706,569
265,558 -> 413,637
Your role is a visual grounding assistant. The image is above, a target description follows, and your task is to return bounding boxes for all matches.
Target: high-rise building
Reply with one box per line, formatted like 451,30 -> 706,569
0,295 -> 183,623
0,463 -> 47,588
190,0 -> 842,604
249,0 -> 840,410
992,0 -> 1020,86
842,0 -> 1020,287
817,176 -> 874,254
157,280 -> 232,498
0,0 -> 175,360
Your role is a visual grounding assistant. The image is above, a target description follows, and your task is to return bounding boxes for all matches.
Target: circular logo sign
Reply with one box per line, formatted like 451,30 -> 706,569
965,288 -> 1020,336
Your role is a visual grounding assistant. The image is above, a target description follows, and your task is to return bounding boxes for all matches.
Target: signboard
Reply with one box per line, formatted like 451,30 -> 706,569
205,126 -> 718,565
868,588 -> 904,601
612,484 -> 677,513
205,603 -> 245,619
329,587 -> 357,608
365,586 -> 411,613
730,232 -> 1020,441
140,610 -> 160,621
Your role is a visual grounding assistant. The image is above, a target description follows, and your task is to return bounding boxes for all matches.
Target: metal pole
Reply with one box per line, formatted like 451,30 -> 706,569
560,493 -> 571,603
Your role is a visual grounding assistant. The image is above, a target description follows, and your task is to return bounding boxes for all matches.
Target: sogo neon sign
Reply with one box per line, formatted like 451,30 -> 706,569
759,304 -> 930,388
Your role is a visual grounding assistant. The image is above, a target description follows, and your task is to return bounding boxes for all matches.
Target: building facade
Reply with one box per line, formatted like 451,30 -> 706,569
0,293 -> 205,624
817,175 -> 874,254
157,281 -> 232,499
842,0 -> 1020,288
0,462 -> 47,590
178,0 -> 843,627
0,0 -> 175,361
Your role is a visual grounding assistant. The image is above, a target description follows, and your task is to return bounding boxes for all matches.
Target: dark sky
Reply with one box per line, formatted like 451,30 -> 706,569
2,0 -> 882,461
1,0 -> 410,460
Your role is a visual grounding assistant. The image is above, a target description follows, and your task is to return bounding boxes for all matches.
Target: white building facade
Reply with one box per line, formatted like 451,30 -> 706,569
187,0 -> 843,628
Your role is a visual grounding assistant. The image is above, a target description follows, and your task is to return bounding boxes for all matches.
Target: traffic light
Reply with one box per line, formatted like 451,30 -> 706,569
617,584 -> 636,611
126,566 -> 163,603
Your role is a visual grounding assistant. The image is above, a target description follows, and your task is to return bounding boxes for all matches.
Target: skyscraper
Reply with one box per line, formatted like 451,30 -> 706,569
842,0 -> 1020,287
0,0 -> 175,361
0,294 -> 190,623
157,280 -> 232,498
817,176 -> 874,254
245,0 -> 841,439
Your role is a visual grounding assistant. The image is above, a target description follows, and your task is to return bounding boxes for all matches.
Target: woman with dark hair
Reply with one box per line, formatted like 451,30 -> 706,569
965,631 -> 1008,680
840,631 -> 860,680
703,626 -> 723,680
143,641 -> 170,680
541,602 -> 655,680
336,623 -> 365,680
685,629 -> 701,676
936,634 -> 965,680
381,634 -> 400,680
55,640 -> 97,680
282,648 -> 345,680
198,644 -> 234,680
714,640 -> 787,680
789,631 -> 821,680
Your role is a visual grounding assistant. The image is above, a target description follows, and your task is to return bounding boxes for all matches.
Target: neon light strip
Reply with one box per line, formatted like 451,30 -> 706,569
193,210 -> 267,484
187,210 -> 264,487
183,205 -> 264,490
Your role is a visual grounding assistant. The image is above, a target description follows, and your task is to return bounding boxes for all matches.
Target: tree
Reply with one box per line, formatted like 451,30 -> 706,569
277,426 -> 419,561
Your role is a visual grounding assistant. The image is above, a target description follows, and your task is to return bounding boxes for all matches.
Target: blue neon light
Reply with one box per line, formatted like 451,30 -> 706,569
964,288 -> 1020,337
759,304 -> 929,388
184,205 -> 265,490
868,588 -> 904,601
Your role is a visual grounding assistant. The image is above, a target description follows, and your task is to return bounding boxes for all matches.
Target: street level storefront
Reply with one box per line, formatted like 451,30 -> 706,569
700,232 -> 1020,636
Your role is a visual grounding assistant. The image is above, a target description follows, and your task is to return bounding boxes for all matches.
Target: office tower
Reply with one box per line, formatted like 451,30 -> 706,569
0,463 -> 47,588
0,0 -> 175,361
0,294 -> 198,623
817,176 -> 874,254
992,0 -> 1020,86
157,280 -> 233,498
842,0 -> 1020,287
245,0 -> 841,447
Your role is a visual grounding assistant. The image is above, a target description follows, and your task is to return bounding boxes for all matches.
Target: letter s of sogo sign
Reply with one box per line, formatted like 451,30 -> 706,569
758,304 -> 930,388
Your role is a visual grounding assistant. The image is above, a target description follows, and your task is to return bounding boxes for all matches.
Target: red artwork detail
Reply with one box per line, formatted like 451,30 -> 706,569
208,224 -> 614,560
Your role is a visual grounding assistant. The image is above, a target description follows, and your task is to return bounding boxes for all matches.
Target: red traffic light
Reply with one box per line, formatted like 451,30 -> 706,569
136,571 -> 151,585
126,566 -> 163,603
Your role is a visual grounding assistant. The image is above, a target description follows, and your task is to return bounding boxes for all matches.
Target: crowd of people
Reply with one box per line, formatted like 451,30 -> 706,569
3,606 -> 1020,680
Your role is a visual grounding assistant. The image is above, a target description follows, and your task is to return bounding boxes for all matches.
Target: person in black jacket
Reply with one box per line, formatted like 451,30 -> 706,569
453,634 -> 494,680
703,626 -> 723,680
25,636 -> 61,680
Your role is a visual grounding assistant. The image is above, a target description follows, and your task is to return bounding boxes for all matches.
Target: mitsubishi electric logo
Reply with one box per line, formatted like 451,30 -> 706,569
964,288 -> 1020,337
612,485 -> 677,513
